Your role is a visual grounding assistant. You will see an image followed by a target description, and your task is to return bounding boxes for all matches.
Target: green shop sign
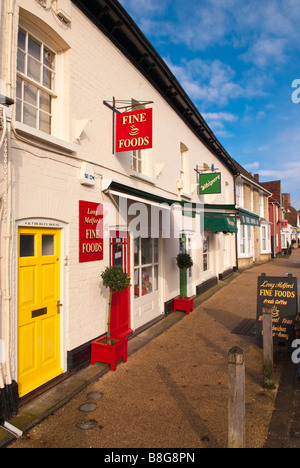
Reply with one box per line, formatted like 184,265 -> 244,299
199,173 -> 221,194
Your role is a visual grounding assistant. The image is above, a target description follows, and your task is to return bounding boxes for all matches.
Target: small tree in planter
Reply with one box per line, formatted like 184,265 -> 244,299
101,266 -> 131,345
174,253 -> 194,314
176,253 -> 193,298
91,266 -> 130,371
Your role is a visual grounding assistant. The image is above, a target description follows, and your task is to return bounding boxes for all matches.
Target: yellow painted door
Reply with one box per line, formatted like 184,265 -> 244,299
18,227 -> 63,397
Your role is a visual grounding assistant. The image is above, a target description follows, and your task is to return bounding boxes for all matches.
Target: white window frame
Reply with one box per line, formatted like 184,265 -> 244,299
16,26 -> 57,135
131,99 -> 153,180
259,193 -> 264,218
239,223 -> 253,258
236,181 -> 244,208
261,224 -> 271,253
133,237 -> 159,299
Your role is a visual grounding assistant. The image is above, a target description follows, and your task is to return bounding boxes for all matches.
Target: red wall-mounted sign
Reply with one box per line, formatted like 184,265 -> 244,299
281,220 -> 288,229
116,108 -> 153,153
79,200 -> 104,263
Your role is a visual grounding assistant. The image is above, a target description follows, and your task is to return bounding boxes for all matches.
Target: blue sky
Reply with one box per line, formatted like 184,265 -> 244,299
119,0 -> 300,209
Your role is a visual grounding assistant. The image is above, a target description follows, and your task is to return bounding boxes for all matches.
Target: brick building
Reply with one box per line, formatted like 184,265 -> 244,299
260,180 -> 284,257
283,193 -> 300,249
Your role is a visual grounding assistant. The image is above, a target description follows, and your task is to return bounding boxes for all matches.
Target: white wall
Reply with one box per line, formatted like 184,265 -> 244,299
2,0 -> 236,361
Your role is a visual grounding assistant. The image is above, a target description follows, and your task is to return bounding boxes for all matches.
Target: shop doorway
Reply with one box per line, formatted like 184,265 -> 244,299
18,227 -> 63,397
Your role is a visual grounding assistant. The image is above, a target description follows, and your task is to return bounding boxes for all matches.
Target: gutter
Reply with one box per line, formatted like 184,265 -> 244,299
71,0 -> 240,177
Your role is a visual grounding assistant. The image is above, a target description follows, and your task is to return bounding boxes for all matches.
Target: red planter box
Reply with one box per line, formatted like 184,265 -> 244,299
174,296 -> 194,315
90,336 -> 128,371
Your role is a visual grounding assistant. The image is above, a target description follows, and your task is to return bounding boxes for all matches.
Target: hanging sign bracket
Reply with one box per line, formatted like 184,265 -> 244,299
103,98 -> 154,154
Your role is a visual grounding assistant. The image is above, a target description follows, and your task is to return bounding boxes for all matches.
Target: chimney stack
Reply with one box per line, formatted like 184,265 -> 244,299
282,193 -> 291,208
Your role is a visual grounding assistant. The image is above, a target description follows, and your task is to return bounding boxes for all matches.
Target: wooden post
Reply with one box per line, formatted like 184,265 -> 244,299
262,305 -> 275,389
228,346 -> 245,448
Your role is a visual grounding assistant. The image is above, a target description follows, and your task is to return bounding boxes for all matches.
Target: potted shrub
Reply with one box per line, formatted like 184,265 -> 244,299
91,266 -> 131,371
174,253 -> 195,314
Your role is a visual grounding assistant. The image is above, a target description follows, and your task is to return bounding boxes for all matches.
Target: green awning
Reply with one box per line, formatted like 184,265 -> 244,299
238,209 -> 261,227
204,215 -> 238,234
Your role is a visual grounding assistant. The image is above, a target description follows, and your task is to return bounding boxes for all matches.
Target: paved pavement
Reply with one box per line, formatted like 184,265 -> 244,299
2,250 -> 300,448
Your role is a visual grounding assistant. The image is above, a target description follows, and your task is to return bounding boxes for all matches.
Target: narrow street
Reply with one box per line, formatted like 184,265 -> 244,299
7,250 -> 300,449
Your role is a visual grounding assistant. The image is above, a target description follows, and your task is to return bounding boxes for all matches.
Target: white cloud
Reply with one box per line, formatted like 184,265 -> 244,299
241,38 -> 288,68
202,112 -> 238,123
121,0 -> 300,67
165,57 -> 246,106
201,112 -> 238,137
165,56 -> 269,108
257,145 -> 269,152
244,162 -> 260,171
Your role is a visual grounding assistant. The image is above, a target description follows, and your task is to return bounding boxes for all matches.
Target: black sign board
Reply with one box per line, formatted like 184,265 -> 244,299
256,274 -> 298,344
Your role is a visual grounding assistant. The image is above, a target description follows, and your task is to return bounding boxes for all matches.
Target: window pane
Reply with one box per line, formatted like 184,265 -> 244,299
203,236 -> 209,271
28,35 -> 41,60
112,243 -> 124,270
18,29 -> 26,51
134,269 -> 140,298
40,90 -> 51,112
20,235 -> 35,257
154,265 -> 158,291
154,238 -> 159,263
43,67 -> 54,90
44,48 -> 55,70
39,111 -> 51,134
17,49 -> 25,73
24,81 -> 37,106
132,151 -> 142,173
28,56 -> 41,82
16,77 -> 22,99
134,238 -> 140,267
23,103 -> 37,128
42,235 -> 54,256
141,238 -> 152,265
142,267 -> 152,296
16,100 -> 22,122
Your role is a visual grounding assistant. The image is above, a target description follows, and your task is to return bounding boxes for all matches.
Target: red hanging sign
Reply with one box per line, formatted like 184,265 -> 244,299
79,201 -> 104,263
116,108 -> 153,153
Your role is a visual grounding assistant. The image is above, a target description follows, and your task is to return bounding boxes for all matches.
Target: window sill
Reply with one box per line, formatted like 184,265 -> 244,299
181,192 -> 192,200
13,122 -> 78,154
130,170 -> 157,186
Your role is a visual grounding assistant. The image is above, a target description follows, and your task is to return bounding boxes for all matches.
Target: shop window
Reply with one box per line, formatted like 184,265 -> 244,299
261,225 -> 270,253
247,226 -> 252,254
16,27 -> 57,134
203,236 -> 209,272
134,238 -> 159,298
240,225 -> 246,254
240,225 -> 252,256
